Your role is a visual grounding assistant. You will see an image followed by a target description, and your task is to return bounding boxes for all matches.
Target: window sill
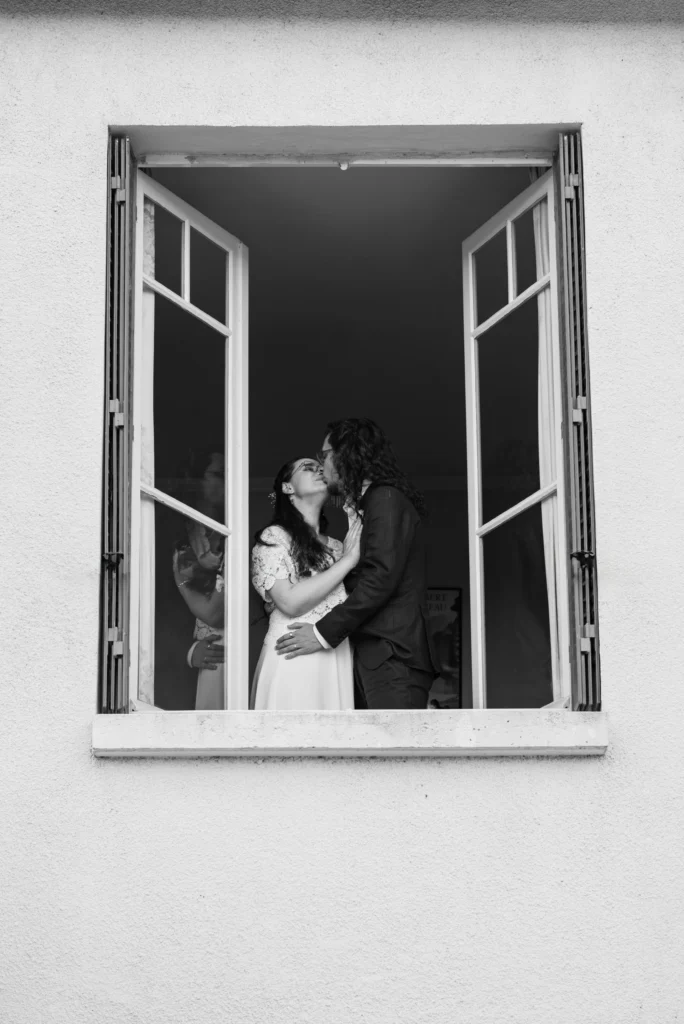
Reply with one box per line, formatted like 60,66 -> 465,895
92,709 -> 607,758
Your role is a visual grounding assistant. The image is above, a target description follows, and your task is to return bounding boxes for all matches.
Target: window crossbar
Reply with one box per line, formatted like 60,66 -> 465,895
140,482 -> 231,537
476,482 -> 557,537
142,275 -> 232,338
472,273 -> 551,340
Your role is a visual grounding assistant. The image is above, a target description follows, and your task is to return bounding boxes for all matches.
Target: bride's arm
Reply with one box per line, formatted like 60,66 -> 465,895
268,520 -> 361,618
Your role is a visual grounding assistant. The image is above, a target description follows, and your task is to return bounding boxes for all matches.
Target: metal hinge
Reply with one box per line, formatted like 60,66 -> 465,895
103,551 -> 124,567
571,549 -> 595,569
572,395 -> 587,423
564,173 -> 580,200
107,628 -> 124,657
580,624 -> 596,654
109,398 -> 124,427
111,177 -> 126,203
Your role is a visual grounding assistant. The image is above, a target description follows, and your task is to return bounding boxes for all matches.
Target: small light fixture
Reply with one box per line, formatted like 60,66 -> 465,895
338,161 -> 349,171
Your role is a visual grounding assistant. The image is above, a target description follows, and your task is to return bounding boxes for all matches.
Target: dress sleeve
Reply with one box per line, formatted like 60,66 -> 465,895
251,527 -> 295,600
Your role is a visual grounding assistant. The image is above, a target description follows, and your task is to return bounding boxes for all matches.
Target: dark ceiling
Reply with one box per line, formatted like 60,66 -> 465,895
151,165 -> 533,479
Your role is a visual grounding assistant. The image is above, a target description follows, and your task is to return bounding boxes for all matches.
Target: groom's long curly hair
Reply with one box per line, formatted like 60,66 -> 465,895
326,418 -> 426,518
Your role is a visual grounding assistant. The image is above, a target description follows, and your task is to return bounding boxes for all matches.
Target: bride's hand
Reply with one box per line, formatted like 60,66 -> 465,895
342,516 -> 363,567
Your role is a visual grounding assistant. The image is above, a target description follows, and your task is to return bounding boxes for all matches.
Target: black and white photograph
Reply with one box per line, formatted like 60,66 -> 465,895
2,2 -> 681,1023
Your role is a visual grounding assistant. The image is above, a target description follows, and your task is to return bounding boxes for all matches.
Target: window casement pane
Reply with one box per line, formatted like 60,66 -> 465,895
463,171 -> 571,710
100,135 -> 133,714
557,131 -> 601,711
143,198 -> 183,296
130,173 -> 249,712
478,294 -> 541,524
483,501 -> 553,708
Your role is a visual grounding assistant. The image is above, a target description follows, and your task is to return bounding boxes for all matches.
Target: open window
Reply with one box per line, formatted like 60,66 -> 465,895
99,130 -> 600,724
463,171 -> 570,708
131,174 -> 249,711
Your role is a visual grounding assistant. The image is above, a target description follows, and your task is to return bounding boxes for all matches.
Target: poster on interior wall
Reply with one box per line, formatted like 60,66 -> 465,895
425,587 -> 462,709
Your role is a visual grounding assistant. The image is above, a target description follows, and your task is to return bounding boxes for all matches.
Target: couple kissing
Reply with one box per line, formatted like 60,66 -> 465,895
251,418 -> 437,710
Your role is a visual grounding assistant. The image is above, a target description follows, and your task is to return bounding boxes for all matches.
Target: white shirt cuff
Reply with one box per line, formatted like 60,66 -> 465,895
187,641 -> 200,667
312,624 -> 331,650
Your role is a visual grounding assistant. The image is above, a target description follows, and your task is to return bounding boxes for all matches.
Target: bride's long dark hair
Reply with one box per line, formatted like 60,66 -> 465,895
254,458 -> 333,578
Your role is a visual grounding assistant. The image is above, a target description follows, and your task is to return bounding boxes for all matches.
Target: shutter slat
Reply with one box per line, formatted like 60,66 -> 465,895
100,135 -> 133,714
557,131 -> 601,711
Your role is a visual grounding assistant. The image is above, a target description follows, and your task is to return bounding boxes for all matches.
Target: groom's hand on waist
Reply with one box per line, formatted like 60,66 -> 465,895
275,623 -> 323,659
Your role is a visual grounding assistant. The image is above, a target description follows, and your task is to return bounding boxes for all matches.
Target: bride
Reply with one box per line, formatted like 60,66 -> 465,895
251,456 -> 361,710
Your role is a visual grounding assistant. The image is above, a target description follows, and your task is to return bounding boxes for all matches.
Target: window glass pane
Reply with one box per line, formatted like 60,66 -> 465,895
483,503 -> 552,708
190,228 -> 228,324
139,497 -> 226,710
152,294 -> 226,519
144,198 -> 183,295
513,198 -> 547,296
473,228 -> 507,326
478,295 -> 540,524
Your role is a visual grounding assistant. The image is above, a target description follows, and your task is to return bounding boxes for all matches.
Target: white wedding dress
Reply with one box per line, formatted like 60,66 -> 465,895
251,525 -> 354,710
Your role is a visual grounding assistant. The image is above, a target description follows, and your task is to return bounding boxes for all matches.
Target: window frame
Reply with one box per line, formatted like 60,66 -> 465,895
129,173 -> 250,711
95,127 -> 606,758
462,171 -> 571,709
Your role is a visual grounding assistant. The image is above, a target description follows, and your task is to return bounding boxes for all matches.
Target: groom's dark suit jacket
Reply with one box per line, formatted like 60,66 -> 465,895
316,484 -> 437,675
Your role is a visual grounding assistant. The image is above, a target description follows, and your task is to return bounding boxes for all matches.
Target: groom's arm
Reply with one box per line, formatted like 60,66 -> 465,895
314,486 -> 418,650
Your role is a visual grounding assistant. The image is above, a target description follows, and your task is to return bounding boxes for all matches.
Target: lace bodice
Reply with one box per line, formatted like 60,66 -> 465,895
251,525 -> 347,626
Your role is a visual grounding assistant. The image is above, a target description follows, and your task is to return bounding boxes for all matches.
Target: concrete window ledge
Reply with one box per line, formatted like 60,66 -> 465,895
92,709 -> 608,758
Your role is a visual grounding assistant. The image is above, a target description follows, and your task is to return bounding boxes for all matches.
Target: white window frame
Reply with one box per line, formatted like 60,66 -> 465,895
129,173 -> 249,710
462,171 -> 571,709
94,127 -> 607,758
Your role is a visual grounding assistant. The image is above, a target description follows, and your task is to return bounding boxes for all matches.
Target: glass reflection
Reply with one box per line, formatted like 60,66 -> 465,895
483,503 -> 552,708
153,294 -> 226,518
143,198 -> 183,295
190,228 -> 228,324
474,228 -> 508,326
140,497 -> 226,711
513,205 -> 537,296
478,295 -> 540,523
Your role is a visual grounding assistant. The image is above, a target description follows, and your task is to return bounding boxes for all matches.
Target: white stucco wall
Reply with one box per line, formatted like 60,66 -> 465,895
2,5 -> 684,1022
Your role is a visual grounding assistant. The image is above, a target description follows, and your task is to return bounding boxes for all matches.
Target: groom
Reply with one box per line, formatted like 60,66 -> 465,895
275,418 -> 437,709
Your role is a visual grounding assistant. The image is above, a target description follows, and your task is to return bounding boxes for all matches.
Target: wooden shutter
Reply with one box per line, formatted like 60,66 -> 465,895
557,132 -> 601,711
100,135 -> 133,713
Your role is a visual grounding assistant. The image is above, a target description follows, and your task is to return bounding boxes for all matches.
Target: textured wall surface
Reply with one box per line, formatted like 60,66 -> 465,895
1,7 -> 684,1023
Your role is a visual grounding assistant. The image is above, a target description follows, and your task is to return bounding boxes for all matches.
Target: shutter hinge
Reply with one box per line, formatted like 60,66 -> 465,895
109,398 -> 124,427
103,551 -> 124,567
580,624 -> 596,654
571,549 -> 595,569
107,628 -> 124,657
564,173 -> 580,200
111,178 -> 126,203
572,395 -> 587,423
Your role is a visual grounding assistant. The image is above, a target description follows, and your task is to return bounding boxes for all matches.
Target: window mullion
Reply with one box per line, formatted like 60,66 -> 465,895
463,248 -> 486,709
182,219 -> 190,302
506,219 -> 516,303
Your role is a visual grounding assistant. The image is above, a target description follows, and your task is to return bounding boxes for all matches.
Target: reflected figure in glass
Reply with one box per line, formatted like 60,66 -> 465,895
172,447 -> 226,710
